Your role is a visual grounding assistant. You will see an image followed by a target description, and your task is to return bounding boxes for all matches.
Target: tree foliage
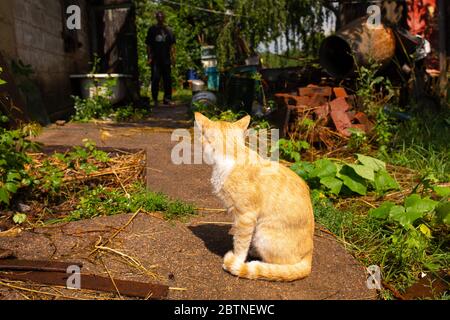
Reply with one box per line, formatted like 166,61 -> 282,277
135,0 -> 202,87
134,0 -> 333,86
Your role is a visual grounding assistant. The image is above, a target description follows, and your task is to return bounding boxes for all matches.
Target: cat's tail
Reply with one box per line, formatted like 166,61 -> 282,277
222,251 -> 311,282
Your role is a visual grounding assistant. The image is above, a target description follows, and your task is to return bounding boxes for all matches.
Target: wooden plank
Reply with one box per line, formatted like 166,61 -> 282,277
0,271 -> 169,299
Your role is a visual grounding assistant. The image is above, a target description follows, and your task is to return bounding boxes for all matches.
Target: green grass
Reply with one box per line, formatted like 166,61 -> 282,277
312,190 -> 449,299
383,109 -> 450,182
173,88 -> 193,104
140,87 -> 193,105
65,182 -> 196,222
389,142 -> 448,181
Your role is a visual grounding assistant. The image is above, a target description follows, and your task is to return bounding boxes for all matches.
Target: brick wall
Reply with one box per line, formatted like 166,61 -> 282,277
1,0 -> 91,120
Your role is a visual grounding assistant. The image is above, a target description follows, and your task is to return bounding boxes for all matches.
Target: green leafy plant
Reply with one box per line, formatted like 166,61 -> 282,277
210,109 -> 247,122
113,105 -> 149,122
347,127 -> 370,153
71,55 -> 117,122
36,159 -> 64,194
191,104 -> 274,133
267,99 -> 276,112
370,187 -> 450,230
291,154 -> 399,196
354,61 -> 400,156
114,105 -> 134,122
374,107 -> 398,156
365,186 -> 450,293
191,101 -> 220,119
0,67 -> 6,85
313,188 -> 449,298
34,140 -> 109,195
355,61 -> 395,115
0,121 -> 36,206
273,138 -> 310,162
54,139 -> 109,175
13,213 -> 27,224
251,118 -> 271,130
71,94 -> 113,122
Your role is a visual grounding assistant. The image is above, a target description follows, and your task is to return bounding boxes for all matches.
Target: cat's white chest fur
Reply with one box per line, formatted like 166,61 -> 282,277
211,156 -> 235,194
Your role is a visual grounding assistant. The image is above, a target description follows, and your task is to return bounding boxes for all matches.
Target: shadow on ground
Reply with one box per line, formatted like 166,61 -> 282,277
189,224 -> 232,257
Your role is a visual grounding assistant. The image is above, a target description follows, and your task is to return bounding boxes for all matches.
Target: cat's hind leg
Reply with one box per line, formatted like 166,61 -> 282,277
252,226 -> 312,265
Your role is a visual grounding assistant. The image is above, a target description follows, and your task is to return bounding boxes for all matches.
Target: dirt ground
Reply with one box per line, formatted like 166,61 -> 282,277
0,105 -> 377,300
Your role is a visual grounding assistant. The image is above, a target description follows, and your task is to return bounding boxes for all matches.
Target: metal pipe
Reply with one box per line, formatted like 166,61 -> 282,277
319,16 -> 396,78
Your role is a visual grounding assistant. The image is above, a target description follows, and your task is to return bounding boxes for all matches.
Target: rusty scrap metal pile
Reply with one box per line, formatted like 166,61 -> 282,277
275,84 -> 374,149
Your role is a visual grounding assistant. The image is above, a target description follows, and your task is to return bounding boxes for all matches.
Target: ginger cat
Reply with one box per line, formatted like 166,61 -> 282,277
195,112 -> 314,281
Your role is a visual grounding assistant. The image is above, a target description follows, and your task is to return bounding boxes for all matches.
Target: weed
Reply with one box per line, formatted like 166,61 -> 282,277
370,190 -> 449,229
273,138 -> 309,163
0,116 -> 37,206
113,105 -> 149,122
67,182 -> 196,222
54,139 -> 109,174
210,109 -> 247,122
313,188 -> 449,297
13,213 -> 27,225
251,117 -> 272,130
354,60 -> 400,156
368,187 -> 450,290
33,140 -> 109,195
191,105 -> 273,131
347,127 -> 370,153
291,154 -> 398,196
375,107 -> 398,156
36,159 -> 64,194
191,101 -> 220,119
71,93 -> 113,122
355,61 -> 395,117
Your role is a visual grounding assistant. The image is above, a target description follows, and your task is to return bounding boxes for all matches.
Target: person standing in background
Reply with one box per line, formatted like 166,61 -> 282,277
146,11 -> 176,107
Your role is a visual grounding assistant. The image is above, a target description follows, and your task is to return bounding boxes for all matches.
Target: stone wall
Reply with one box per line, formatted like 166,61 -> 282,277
0,0 -> 91,120
0,0 -> 18,59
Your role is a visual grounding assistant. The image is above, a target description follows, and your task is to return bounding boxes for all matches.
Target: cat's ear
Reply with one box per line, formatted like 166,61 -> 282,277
194,112 -> 210,129
234,115 -> 251,130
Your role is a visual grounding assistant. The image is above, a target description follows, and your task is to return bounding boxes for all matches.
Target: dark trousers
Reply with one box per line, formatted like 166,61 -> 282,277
151,62 -> 172,103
